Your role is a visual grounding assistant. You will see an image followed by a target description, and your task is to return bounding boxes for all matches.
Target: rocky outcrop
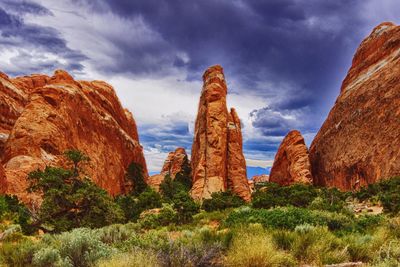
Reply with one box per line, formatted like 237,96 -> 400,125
0,70 -> 148,204
310,22 -> 400,190
227,108 -> 251,201
190,65 -> 251,201
161,147 -> 189,178
252,174 -> 270,183
270,130 -> 313,186
147,147 -> 189,191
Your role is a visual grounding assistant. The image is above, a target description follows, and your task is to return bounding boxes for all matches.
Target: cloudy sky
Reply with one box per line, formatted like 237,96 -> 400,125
0,0 -> 399,175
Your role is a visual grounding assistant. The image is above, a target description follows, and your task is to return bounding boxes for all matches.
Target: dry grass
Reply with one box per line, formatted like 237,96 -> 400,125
96,248 -> 160,267
224,224 -> 297,267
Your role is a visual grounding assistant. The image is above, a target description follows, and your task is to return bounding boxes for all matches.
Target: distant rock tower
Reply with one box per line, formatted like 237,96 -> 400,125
190,65 -> 251,202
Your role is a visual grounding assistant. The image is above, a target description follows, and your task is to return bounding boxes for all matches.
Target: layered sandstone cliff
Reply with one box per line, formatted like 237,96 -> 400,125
270,130 -> 313,186
310,22 -> 400,190
147,147 -> 189,191
0,70 -> 148,204
190,65 -> 251,201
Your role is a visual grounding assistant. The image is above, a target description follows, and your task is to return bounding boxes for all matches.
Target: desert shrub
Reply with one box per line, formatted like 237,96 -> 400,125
96,224 -> 133,245
97,248 -> 160,267
252,183 -> 318,209
309,187 -> 351,214
291,224 -> 349,265
192,209 -> 232,228
0,224 -> 24,242
140,203 -> 178,229
355,177 -> 400,213
172,191 -> 200,224
155,227 -> 225,267
34,228 -> 113,267
32,247 -> 62,267
224,224 -> 297,267
202,191 -> 245,212
159,240 -> 223,267
354,215 -> 384,232
122,229 -> 170,252
0,239 -> 38,267
225,206 -> 354,231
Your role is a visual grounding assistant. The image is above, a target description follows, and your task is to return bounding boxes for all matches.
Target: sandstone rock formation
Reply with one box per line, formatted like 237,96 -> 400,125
147,147 -> 189,191
270,130 -> 313,186
0,70 -> 148,204
310,22 -> 400,190
161,147 -> 189,178
190,65 -> 251,201
252,174 -> 270,184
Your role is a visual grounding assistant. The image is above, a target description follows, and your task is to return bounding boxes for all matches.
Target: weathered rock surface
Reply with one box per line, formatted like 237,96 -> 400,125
0,70 -> 148,204
270,130 -> 313,186
147,147 -> 189,191
310,22 -> 400,190
161,147 -> 188,178
252,174 -> 270,183
190,65 -> 251,201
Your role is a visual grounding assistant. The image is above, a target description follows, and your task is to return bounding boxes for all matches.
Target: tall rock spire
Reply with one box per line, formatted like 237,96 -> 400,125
190,65 -> 251,201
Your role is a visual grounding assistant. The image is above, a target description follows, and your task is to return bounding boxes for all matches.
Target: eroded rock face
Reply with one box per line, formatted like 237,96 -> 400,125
190,65 -> 251,201
270,130 -> 313,186
227,108 -> 252,202
252,174 -> 270,184
0,70 -> 148,204
310,22 -> 400,190
161,147 -> 188,178
147,147 -> 189,191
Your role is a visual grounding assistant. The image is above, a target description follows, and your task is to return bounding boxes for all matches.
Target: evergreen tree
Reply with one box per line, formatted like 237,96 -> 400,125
28,150 -> 124,233
126,162 -> 148,195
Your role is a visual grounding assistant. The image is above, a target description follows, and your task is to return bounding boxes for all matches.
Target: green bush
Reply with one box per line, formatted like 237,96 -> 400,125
202,191 -> 245,212
0,224 -> 24,242
35,228 -> 113,267
355,177 -> 400,213
32,247 -> 62,267
225,206 -> 354,231
139,203 -> 178,229
172,191 -> 199,224
0,239 -> 38,267
252,183 -> 318,209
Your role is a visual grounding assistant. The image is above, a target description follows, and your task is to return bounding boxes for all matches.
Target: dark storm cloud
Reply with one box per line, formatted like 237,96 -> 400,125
72,0 -> 371,139
0,1 -> 86,75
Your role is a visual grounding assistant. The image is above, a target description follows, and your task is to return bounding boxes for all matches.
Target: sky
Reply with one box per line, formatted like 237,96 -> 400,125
0,0 -> 399,176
